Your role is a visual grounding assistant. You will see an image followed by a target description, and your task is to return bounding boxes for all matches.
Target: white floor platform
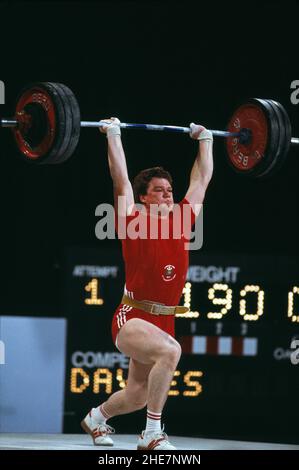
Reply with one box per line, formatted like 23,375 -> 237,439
0,434 -> 298,450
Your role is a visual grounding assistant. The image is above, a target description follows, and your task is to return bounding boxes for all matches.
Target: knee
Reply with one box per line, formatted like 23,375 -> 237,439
161,340 -> 182,368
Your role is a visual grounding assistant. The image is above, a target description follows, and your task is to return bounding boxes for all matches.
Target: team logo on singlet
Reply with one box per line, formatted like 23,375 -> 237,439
162,265 -> 176,282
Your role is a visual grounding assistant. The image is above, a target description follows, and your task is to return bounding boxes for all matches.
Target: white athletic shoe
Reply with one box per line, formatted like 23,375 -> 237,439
81,409 -> 115,446
137,430 -> 176,450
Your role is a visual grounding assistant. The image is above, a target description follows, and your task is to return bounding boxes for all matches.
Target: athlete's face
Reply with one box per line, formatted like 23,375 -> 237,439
140,177 -> 174,214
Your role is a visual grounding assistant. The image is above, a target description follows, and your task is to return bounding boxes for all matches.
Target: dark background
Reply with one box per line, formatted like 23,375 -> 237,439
0,0 -> 298,443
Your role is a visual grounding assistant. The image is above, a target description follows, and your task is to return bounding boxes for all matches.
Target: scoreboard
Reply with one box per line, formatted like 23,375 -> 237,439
63,247 -> 299,443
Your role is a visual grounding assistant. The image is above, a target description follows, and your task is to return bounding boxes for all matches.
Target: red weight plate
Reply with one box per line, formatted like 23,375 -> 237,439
13,86 -> 56,160
226,103 -> 268,172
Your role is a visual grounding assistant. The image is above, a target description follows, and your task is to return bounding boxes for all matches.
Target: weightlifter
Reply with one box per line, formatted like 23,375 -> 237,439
81,117 -> 214,450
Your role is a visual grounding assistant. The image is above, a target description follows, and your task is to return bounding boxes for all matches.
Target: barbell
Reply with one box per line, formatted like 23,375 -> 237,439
0,81 -> 298,178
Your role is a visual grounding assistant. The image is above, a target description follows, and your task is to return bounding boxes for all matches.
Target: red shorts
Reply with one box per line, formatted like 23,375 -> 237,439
111,303 -> 175,348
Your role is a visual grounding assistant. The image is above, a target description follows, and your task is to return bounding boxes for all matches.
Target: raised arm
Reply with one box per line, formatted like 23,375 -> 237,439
99,118 -> 135,215
185,124 -> 214,215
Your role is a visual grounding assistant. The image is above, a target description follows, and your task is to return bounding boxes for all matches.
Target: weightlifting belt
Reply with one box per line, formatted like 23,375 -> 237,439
121,294 -> 189,316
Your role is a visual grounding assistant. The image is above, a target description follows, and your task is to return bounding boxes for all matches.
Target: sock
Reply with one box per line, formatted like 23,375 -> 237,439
92,403 -> 111,424
145,409 -> 162,434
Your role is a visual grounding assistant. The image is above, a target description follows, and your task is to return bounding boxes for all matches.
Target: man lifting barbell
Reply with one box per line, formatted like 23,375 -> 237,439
1,82 -> 297,449
1,82 -> 297,179
80,117 -> 214,450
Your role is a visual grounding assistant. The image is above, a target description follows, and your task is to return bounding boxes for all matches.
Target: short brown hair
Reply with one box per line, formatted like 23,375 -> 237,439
133,167 -> 173,203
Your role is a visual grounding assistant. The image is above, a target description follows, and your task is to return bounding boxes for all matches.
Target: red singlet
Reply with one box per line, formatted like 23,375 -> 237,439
111,198 -> 196,346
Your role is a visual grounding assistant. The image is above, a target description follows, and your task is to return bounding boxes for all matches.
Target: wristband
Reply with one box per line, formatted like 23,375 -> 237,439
107,125 -> 121,138
198,129 -> 213,142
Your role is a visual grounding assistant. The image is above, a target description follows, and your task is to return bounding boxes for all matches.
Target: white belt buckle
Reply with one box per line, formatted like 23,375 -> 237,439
150,303 -> 159,315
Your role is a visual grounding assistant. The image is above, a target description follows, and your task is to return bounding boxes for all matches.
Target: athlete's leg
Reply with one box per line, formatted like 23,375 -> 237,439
116,318 -> 181,414
102,357 -> 152,417
81,354 -> 152,446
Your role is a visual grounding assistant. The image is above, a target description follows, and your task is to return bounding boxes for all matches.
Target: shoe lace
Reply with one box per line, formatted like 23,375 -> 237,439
143,426 -> 169,442
97,423 -> 115,435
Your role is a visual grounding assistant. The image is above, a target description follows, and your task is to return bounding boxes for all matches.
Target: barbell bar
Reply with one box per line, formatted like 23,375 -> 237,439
2,117 -> 298,144
83,120 -> 244,139
0,81 -> 297,177
2,118 -> 298,143
1,117 -> 247,139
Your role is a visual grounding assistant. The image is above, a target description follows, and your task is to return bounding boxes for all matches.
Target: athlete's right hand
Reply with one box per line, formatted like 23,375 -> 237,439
189,123 -> 213,142
99,117 -> 121,137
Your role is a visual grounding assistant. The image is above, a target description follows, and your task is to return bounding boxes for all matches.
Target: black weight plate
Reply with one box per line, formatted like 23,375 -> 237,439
248,98 -> 280,178
46,83 -> 80,164
255,99 -> 284,179
258,100 -> 291,178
